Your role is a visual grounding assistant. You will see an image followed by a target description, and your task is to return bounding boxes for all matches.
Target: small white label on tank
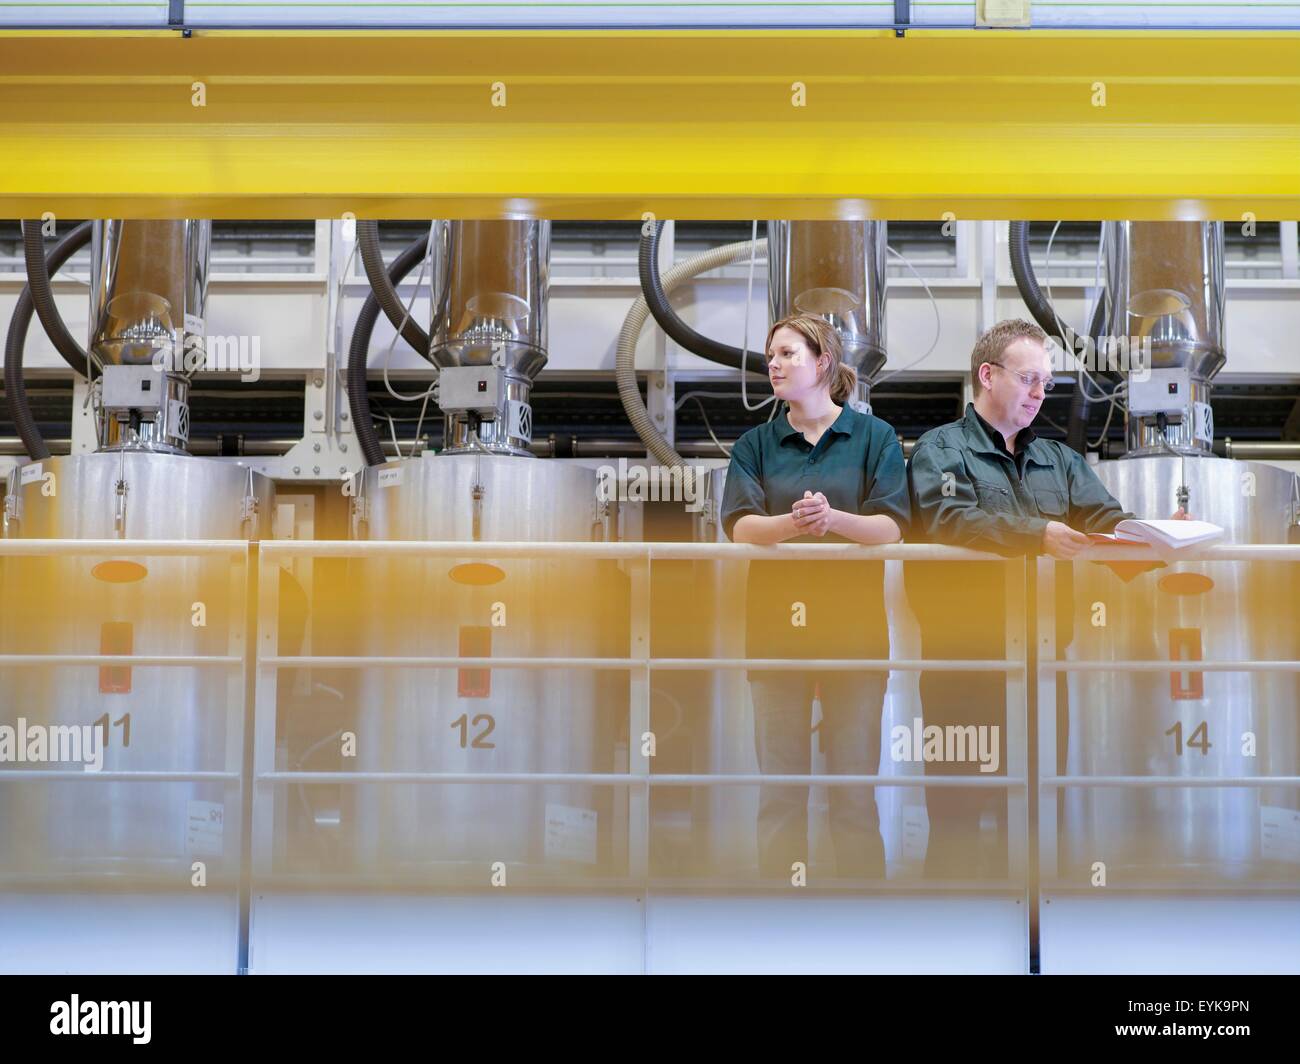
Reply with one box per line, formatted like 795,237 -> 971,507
183,313 -> 204,335
544,803 -> 597,864
378,467 -> 403,489
902,803 -> 930,864
1260,805 -> 1300,864
18,463 -> 42,486
186,799 -> 225,857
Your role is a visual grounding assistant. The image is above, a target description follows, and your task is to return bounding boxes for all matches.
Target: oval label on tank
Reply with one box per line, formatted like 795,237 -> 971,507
449,562 -> 505,586
91,559 -> 149,583
1157,572 -> 1215,596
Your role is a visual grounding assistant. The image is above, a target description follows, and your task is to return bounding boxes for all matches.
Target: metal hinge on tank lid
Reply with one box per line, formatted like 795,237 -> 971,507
349,494 -> 371,539
2,483 -> 20,532
590,498 -> 613,542
239,467 -> 260,539
113,477 -> 128,535
239,494 -> 259,539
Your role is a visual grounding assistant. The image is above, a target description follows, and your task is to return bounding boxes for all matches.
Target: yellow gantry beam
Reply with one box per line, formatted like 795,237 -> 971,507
1,28 -> 1299,221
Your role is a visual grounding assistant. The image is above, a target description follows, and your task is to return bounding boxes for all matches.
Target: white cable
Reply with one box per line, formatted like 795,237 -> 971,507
1042,221 -> 1123,407
386,411 -> 400,457
738,219 -> 777,412
333,238 -> 359,356
379,222 -> 439,403
409,387 -> 432,458
872,245 -> 943,383
689,395 -> 732,457
1087,381 -> 1128,449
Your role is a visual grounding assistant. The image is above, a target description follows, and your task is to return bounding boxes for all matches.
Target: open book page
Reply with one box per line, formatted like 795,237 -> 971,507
1087,519 -> 1224,549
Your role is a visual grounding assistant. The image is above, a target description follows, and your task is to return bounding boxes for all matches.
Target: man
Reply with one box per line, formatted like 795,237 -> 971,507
905,319 -> 1182,880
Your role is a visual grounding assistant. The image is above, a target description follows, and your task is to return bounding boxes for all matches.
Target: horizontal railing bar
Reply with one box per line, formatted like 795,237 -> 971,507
0,655 -> 241,667
0,539 -> 248,557
1042,660 -> 1300,672
259,540 -> 1012,562
1044,775 -> 1300,788
259,771 -> 1021,787
258,540 -> 1300,562
260,655 -> 1022,671
0,770 -> 240,782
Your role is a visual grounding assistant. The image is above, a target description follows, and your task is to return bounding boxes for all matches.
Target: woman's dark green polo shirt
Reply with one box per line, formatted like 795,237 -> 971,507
719,404 -> 911,670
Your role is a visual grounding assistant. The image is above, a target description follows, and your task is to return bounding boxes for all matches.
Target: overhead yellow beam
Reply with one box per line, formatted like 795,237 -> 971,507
1,28 -> 1299,220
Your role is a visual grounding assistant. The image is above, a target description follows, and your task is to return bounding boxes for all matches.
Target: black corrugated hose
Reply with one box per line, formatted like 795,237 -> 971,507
348,235 -> 438,467
1008,221 -> 1108,454
5,220 -> 95,460
638,219 -> 768,377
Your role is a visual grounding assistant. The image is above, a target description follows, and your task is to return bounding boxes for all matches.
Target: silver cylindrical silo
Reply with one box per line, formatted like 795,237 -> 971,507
346,454 -> 624,883
0,453 -> 271,882
1063,455 -> 1300,882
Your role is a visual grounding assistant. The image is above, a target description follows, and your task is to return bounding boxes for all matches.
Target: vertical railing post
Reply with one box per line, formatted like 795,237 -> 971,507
1035,556 -> 1060,886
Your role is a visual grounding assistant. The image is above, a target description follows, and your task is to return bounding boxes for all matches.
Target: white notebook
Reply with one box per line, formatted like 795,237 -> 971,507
1088,519 -> 1224,550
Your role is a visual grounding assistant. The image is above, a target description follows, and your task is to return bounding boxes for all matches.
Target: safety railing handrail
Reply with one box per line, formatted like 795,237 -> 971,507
0,538 -> 250,556
256,538 -> 1300,562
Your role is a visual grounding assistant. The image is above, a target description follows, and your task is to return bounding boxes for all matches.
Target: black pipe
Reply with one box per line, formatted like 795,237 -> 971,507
638,220 -> 768,377
1009,221 -> 1108,454
21,219 -> 94,376
348,235 -> 438,466
356,220 -> 431,357
5,220 -> 95,460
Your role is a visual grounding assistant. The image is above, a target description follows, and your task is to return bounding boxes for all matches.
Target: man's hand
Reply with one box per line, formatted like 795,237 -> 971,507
1171,507 -> 1191,520
792,490 -> 834,537
1042,520 -> 1091,559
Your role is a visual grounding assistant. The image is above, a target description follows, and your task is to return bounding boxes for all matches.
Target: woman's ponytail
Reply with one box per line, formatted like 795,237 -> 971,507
830,362 -> 858,404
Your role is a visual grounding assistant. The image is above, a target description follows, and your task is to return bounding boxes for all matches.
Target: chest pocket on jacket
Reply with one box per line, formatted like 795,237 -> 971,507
1034,488 -> 1068,518
972,481 -> 1012,513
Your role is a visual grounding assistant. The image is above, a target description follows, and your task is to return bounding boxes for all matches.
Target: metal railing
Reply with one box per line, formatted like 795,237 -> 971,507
1034,546 -> 1300,895
0,539 -> 253,888
251,540 -> 1031,894
3,537 -> 1297,902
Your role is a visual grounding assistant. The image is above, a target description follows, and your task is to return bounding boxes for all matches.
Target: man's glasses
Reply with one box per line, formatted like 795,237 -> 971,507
987,362 -> 1055,392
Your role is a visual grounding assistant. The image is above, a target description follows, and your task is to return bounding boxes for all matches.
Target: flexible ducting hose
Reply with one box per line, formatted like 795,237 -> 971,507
618,237 -> 768,468
356,219 -> 431,358
639,221 -> 770,378
1009,221 -> 1107,454
21,219 -> 94,376
5,220 -> 95,460
348,235 -> 433,467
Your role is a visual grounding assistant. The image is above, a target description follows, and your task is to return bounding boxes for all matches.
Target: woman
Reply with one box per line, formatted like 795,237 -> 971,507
719,313 -> 910,881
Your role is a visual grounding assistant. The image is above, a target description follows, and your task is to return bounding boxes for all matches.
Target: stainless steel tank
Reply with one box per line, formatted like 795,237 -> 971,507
0,452 -> 272,881
346,453 -> 623,882
1063,455 -> 1300,882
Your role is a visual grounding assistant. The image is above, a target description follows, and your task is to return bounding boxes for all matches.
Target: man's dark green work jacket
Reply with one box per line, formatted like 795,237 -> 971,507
719,404 -> 911,671
908,402 -> 1134,556
905,402 -> 1136,655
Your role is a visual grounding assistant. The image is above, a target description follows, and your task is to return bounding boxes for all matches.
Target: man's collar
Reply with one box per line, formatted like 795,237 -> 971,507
965,402 -> 1046,462
777,403 -> 856,443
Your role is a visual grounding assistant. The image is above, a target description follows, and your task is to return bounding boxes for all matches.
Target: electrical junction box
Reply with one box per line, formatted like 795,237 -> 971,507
1127,367 -> 1192,417
100,364 -> 164,413
438,365 -> 501,415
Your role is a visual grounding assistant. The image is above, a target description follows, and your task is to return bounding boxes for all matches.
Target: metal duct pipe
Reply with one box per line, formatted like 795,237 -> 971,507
767,220 -> 888,400
88,220 -> 210,453
1104,221 -> 1226,456
426,219 -> 549,455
